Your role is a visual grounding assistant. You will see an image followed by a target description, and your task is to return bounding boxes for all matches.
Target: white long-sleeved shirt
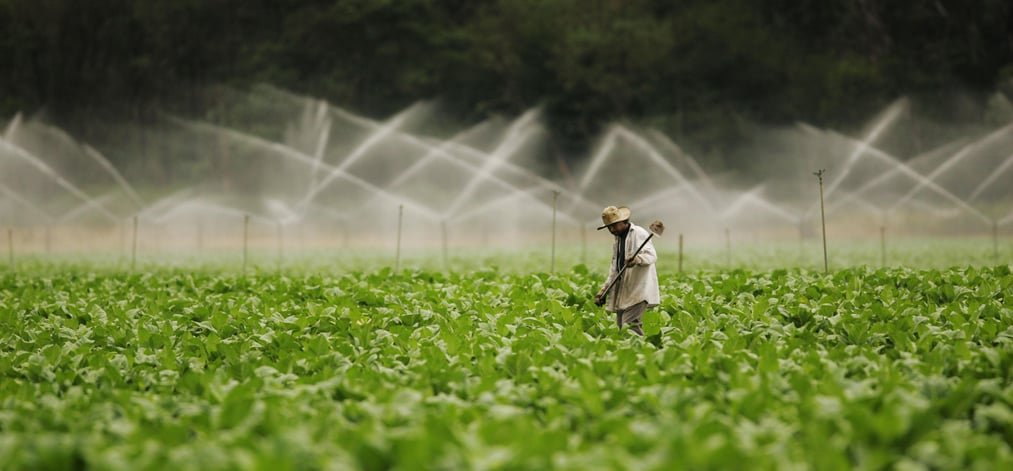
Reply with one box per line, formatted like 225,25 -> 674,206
602,223 -> 660,312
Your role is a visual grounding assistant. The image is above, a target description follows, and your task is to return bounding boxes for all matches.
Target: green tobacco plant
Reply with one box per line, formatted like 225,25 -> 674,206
0,265 -> 1010,470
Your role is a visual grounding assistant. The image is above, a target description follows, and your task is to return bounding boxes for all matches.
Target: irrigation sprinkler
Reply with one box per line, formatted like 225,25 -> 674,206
243,214 -> 250,274
276,222 -> 283,269
596,220 -> 665,306
120,222 -> 126,258
551,190 -> 559,273
441,220 -> 448,269
131,216 -> 138,270
580,223 -> 587,266
395,204 -> 403,271
814,169 -> 829,274
797,221 -> 804,256
197,221 -> 205,252
880,226 -> 886,266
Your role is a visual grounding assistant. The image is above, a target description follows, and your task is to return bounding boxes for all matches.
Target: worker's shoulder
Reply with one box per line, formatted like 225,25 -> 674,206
630,223 -> 650,236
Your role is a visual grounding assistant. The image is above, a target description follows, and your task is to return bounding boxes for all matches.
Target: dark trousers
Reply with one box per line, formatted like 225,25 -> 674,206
615,300 -> 647,336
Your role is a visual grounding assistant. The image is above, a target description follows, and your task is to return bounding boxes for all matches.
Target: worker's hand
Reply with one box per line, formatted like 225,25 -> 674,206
594,287 -> 607,306
625,255 -> 640,267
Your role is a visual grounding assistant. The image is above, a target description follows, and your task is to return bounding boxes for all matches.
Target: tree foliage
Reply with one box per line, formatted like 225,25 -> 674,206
0,0 -> 1010,162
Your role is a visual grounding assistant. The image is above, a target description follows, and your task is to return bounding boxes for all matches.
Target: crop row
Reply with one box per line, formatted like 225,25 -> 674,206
0,265 -> 1010,470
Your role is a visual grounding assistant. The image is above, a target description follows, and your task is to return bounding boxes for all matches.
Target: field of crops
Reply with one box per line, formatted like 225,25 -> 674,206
1,248 -> 1012,470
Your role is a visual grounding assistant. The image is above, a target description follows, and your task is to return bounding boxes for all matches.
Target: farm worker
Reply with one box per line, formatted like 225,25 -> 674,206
594,206 -> 660,336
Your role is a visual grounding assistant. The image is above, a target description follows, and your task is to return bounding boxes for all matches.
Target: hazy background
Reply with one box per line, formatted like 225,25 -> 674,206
2,0 -> 1011,167
1,0 -> 1011,265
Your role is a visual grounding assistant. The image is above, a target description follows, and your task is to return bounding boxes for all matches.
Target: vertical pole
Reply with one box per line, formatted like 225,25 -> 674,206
276,222 -> 283,269
551,191 -> 559,273
725,227 -> 731,268
395,204 -> 403,272
441,220 -> 448,269
678,233 -> 684,273
243,214 -> 249,274
7,228 -> 12,266
197,220 -> 205,252
880,226 -> 886,266
814,169 -> 828,274
131,216 -> 139,270
798,220 -> 804,259
994,220 -> 999,261
45,225 -> 51,254
580,223 -> 587,266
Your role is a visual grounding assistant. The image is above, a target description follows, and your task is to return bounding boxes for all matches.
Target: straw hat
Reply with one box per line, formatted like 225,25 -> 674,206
597,205 -> 631,230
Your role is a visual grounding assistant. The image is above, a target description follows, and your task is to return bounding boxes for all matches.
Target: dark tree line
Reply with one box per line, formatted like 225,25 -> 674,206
1,0 -> 1011,165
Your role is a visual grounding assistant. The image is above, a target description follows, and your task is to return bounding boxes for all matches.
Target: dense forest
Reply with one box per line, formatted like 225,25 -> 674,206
1,0 -> 1011,166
